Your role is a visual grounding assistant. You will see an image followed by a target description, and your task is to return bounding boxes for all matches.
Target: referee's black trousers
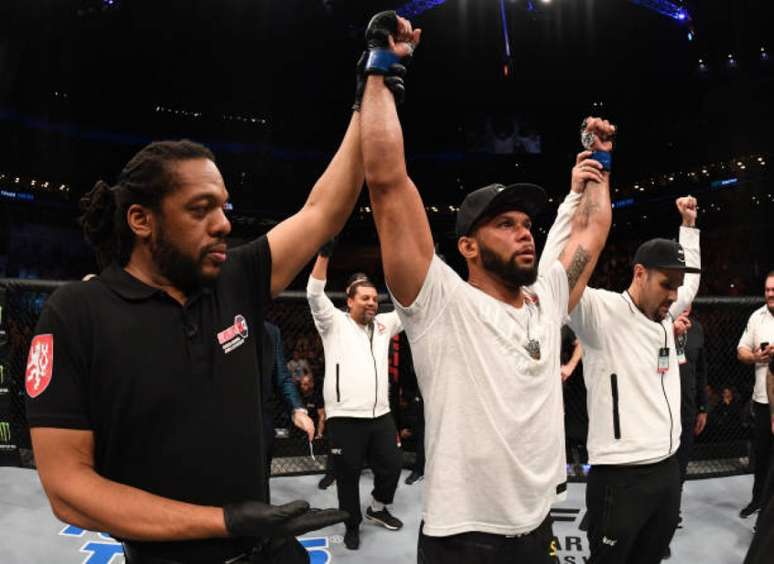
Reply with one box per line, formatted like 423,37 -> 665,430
586,455 -> 680,564
327,413 -> 402,530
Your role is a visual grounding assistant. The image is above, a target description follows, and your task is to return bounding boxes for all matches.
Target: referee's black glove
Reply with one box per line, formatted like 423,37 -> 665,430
224,500 -> 348,538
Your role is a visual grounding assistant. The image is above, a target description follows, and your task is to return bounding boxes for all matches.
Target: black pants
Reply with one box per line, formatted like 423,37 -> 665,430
327,414 -> 402,530
264,423 -> 274,503
123,538 -> 309,564
417,516 -> 558,564
324,446 -> 335,477
586,456 -> 680,564
676,412 -> 695,485
751,401 -> 773,503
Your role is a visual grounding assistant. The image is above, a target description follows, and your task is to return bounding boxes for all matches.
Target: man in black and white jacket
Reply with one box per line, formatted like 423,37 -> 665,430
541,196 -> 701,564
307,243 -> 404,551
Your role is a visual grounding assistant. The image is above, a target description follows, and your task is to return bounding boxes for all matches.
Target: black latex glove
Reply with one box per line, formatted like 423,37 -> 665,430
224,500 -> 349,538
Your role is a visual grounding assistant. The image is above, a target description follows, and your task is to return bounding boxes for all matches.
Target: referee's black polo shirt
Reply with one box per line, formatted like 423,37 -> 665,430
26,236 -> 272,560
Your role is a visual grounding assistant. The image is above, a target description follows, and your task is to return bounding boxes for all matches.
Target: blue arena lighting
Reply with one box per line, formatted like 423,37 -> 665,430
629,0 -> 691,23
0,190 -> 35,202
396,0 -> 448,19
612,198 -> 635,209
710,178 -> 739,189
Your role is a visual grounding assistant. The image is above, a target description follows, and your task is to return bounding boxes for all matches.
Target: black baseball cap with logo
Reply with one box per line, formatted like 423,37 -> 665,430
455,182 -> 547,237
632,238 -> 701,273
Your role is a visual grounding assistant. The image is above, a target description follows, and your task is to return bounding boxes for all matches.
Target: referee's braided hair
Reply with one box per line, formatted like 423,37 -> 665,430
79,139 -> 215,270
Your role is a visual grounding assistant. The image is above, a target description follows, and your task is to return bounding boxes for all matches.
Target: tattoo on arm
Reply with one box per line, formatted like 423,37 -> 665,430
579,193 -> 601,224
566,245 -> 591,291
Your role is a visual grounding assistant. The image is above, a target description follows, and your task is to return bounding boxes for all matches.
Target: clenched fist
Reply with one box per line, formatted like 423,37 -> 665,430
676,196 -> 698,227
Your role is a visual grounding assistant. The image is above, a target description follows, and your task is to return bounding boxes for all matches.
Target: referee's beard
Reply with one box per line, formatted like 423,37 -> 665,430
151,222 -> 218,294
479,241 -> 538,290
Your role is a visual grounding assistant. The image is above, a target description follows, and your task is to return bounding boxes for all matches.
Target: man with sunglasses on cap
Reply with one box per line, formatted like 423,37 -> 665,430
306,242 -> 404,551
357,11 -> 615,562
542,194 -> 701,563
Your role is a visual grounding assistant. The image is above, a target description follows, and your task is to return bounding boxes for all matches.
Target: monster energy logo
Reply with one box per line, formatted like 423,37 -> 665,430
0,421 -> 11,444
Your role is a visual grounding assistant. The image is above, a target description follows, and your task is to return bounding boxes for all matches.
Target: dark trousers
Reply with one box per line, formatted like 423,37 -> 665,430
417,516 -> 558,564
676,412 -> 695,484
123,538 -> 309,564
586,456 -> 680,564
327,413 -> 402,530
324,447 -> 335,477
751,401 -> 773,503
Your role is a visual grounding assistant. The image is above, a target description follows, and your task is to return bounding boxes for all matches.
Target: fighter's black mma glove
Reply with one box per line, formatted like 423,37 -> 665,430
353,10 -> 416,111
366,10 -> 399,50
318,237 -> 338,258
365,10 -> 416,75
352,51 -> 408,111
224,500 -> 349,538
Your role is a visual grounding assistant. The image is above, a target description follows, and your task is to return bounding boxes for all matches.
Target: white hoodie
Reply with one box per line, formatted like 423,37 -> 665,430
307,277 -> 402,419
541,192 -> 701,465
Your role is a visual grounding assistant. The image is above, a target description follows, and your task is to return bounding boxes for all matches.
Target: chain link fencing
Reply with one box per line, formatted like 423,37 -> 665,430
0,278 -> 765,481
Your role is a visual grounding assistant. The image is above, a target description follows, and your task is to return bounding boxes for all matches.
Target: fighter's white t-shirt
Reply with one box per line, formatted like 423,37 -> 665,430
392,256 -> 568,537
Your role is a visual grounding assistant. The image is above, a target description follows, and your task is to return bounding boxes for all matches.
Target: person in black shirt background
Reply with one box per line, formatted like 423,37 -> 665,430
667,305 -> 708,556
262,321 -> 315,501
673,306 -> 708,484
560,325 -> 587,473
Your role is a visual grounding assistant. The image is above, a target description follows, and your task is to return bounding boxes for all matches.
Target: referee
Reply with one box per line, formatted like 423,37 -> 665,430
24,135 -> 355,562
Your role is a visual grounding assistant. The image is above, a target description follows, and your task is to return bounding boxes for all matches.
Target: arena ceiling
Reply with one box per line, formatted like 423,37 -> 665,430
0,0 -> 772,216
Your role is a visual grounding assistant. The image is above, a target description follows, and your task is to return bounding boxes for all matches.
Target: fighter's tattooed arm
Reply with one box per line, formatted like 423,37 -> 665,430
566,245 -> 591,292
559,163 -> 612,312
578,193 -> 601,225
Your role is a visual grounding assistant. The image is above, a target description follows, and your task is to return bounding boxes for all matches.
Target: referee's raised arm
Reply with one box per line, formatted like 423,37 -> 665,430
267,112 -> 364,298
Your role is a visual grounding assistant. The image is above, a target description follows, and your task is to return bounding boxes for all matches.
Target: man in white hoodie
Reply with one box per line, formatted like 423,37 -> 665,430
306,242 -> 404,551
541,196 -> 701,564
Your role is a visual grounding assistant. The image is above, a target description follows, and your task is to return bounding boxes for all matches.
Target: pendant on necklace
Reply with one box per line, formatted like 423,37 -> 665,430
525,339 -> 541,360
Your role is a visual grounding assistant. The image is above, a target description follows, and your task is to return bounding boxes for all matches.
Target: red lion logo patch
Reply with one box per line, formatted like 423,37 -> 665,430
26,334 -> 54,398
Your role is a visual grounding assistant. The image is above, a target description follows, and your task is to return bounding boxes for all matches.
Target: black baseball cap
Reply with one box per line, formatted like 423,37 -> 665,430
455,182 -> 547,237
632,238 -> 701,273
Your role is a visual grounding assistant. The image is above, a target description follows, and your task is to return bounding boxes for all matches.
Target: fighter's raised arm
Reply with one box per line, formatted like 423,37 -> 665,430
558,118 -> 615,312
360,12 -> 432,307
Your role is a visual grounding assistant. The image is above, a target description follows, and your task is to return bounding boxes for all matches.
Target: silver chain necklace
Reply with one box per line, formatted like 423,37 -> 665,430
468,282 -> 541,360
521,299 -> 541,360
